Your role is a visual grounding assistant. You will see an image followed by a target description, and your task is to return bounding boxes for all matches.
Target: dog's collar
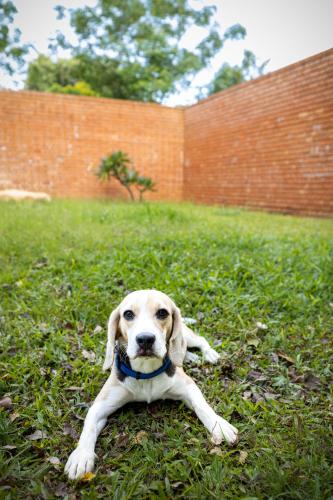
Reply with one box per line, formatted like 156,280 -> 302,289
115,350 -> 172,380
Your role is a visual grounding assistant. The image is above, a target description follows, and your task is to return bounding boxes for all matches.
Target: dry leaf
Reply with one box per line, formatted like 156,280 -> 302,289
134,430 -> 148,444
276,351 -> 295,365
93,325 -> 103,334
63,424 -> 79,439
239,450 -> 248,464
247,370 -> 267,382
182,317 -> 197,325
303,372 -> 321,390
27,430 -> 48,440
66,386 -> 83,392
82,350 -> 96,362
80,472 -> 96,482
256,321 -> 268,330
3,445 -> 17,450
210,447 -> 224,457
247,338 -> 260,347
47,456 -> 61,466
54,482 -> 68,497
0,397 -> 12,409
171,482 -> 183,489
242,390 -> 252,400
9,412 -> 19,422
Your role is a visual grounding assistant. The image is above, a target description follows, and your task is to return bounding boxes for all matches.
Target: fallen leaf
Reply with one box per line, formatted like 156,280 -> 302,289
54,482 -> 68,497
239,450 -> 248,464
93,325 -> 103,334
252,392 -> 264,403
133,430 -> 148,444
210,447 -> 224,457
0,397 -> 12,409
242,390 -> 252,400
276,351 -> 295,365
80,472 -> 96,482
66,386 -> 83,392
3,445 -> 17,450
27,430 -> 48,440
256,321 -> 268,330
82,350 -> 96,362
303,372 -> 321,390
247,370 -> 267,382
9,412 -> 19,422
115,432 -> 129,448
171,482 -> 183,489
247,338 -> 260,348
264,392 -> 279,400
34,257 -> 48,268
182,317 -> 197,325
63,424 -> 79,439
47,456 -> 61,467
63,321 -> 74,330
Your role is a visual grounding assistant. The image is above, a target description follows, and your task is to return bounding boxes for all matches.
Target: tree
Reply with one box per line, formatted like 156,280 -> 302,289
26,0 -> 247,102
96,151 -> 156,201
206,49 -> 268,96
0,0 -> 28,75
25,55 -> 80,91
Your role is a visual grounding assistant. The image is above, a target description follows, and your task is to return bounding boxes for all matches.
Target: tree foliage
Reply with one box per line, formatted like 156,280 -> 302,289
206,49 -> 269,96
97,151 -> 156,201
26,0 -> 247,102
0,0 -> 28,75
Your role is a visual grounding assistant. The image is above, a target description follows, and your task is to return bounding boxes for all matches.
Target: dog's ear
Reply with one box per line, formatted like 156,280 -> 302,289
168,303 -> 186,367
103,306 -> 121,371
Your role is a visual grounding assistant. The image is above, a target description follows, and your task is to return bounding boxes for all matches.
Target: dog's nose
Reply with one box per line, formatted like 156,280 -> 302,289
136,333 -> 156,349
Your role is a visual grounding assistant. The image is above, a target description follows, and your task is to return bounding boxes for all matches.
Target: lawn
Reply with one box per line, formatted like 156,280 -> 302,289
0,200 -> 332,499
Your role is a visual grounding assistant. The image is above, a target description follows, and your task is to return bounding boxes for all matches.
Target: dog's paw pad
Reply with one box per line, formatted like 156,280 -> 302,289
65,448 -> 95,480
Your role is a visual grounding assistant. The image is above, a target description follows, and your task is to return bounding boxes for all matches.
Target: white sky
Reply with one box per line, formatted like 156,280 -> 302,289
1,0 -> 332,106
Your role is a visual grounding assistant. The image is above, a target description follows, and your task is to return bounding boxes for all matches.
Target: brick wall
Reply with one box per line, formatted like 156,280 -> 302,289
0,91 -> 184,201
0,49 -> 332,215
184,49 -> 333,216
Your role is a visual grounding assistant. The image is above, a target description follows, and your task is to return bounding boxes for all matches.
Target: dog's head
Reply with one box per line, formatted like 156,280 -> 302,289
103,290 -> 186,371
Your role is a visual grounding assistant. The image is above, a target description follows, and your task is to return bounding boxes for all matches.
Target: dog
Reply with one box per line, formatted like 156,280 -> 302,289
65,290 -> 238,479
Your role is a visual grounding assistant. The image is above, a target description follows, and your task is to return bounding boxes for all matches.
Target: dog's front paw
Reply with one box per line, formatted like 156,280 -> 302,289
65,447 -> 96,480
184,351 -> 201,364
203,347 -> 220,364
210,417 -> 238,445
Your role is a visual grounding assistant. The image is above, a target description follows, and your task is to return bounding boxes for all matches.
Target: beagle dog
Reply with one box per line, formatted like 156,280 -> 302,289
65,290 -> 238,479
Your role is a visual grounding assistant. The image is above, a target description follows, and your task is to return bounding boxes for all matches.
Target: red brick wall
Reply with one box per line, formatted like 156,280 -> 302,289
0,91 -> 184,201
1,50 -> 332,215
184,49 -> 333,216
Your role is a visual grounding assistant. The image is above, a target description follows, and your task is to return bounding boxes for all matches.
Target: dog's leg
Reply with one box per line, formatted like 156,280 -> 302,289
167,372 -> 238,445
65,383 -> 132,480
182,324 -> 220,363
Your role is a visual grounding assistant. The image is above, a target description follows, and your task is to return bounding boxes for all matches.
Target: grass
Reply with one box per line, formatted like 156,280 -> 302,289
0,199 -> 332,499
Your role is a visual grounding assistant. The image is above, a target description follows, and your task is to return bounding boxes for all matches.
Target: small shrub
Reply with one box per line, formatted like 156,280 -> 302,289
96,151 -> 156,201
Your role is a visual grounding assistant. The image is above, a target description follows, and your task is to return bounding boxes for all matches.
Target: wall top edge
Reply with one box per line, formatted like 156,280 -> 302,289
186,48 -> 333,110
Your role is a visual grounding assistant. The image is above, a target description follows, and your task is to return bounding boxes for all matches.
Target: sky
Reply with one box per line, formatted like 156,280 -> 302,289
1,0 -> 332,106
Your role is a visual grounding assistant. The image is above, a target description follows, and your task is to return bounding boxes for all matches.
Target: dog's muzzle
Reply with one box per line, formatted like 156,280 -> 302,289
136,332 -> 156,356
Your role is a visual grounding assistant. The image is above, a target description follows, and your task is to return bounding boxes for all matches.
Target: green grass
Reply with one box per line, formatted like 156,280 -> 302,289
0,200 -> 332,499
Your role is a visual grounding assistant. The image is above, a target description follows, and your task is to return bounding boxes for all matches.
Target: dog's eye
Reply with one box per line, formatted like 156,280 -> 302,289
156,308 -> 169,320
123,310 -> 135,321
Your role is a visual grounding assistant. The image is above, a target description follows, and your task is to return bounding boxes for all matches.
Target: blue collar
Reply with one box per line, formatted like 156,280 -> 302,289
115,352 -> 172,380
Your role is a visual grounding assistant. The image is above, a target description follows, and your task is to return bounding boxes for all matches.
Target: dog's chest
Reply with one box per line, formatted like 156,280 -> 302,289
123,375 -> 173,403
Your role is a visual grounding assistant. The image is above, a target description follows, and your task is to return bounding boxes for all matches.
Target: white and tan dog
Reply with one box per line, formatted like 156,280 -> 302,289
65,290 -> 238,479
